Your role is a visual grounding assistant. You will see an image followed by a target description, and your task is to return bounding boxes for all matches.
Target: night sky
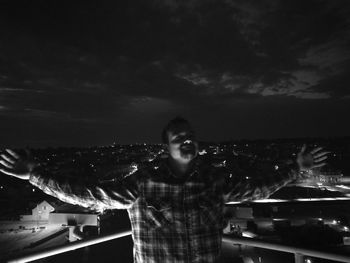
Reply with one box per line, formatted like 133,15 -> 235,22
0,0 -> 349,147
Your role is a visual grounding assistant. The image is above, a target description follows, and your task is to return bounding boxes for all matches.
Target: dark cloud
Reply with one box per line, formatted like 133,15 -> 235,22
0,0 -> 349,146
307,67 -> 350,98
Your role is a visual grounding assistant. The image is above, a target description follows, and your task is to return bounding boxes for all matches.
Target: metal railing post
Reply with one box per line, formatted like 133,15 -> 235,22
294,253 -> 304,263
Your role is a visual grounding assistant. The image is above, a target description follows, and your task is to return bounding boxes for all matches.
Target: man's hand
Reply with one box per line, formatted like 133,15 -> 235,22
0,149 -> 36,180
296,144 -> 329,173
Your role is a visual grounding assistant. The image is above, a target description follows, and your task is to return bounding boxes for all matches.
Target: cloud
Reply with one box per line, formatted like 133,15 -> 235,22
1,0 -> 349,103
306,68 -> 350,98
0,0 -> 350,145
299,40 -> 350,71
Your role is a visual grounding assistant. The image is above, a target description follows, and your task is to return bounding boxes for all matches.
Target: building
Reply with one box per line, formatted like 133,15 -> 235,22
20,200 -> 55,221
48,205 -> 99,227
48,203 -> 100,242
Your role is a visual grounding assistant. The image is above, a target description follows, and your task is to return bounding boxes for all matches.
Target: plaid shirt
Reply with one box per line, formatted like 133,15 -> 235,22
29,156 -> 299,263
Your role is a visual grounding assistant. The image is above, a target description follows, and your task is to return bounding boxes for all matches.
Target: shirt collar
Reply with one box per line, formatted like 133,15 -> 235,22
158,157 -> 201,181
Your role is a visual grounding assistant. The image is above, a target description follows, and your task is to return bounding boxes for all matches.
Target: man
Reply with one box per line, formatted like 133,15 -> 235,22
0,117 -> 329,262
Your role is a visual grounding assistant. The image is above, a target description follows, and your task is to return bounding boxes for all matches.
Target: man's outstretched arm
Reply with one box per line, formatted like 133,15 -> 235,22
0,149 -> 139,212
223,145 -> 330,202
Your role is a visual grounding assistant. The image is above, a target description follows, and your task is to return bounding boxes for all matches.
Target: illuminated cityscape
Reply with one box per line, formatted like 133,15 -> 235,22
0,137 -> 350,262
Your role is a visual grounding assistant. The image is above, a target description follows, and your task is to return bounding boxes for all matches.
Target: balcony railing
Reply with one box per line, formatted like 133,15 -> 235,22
7,229 -> 350,263
7,229 -> 132,263
222,236 -> 350,263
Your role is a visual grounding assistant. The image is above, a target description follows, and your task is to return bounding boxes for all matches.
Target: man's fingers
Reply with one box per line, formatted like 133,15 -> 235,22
1,152 -> 17,164
314,155 -> 328,163
300,144 -> 306,154
111,189 -> 135,203
310,147 -> 323,155
5,149 -> 20,160
313,163 -> 327,168
125,189 -> 137,200
0,166 -> 16,177
110,192 -> 134,206
313,151 -> 330,159
1,154 -> 15,164
0,159 -> 14,169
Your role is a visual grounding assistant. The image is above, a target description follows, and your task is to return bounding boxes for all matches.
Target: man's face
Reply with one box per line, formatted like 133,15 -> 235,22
166,123 -> 198,163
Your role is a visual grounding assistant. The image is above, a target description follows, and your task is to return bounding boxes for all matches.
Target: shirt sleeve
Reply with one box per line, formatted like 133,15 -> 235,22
223,156 -> 300,203
29,166 -> 141,212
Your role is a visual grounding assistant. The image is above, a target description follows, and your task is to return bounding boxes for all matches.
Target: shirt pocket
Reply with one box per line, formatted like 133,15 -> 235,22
145,198 -> 173,228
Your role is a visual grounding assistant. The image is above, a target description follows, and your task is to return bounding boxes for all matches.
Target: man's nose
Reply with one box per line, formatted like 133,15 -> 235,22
182,137 -> 196,144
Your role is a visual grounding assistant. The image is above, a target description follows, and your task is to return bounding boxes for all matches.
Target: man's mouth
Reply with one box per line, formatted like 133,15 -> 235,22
179,140 -> 197,158
180,140 -> 195,152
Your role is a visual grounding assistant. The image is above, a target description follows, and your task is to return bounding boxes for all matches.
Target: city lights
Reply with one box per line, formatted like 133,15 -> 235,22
0,138 -> 348,262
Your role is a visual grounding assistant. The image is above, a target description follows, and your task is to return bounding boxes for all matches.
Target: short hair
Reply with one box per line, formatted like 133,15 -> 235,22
161,117 -> 191,144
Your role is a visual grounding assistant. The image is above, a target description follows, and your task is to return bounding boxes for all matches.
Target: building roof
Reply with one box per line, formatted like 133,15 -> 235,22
52,203 -> 99,214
